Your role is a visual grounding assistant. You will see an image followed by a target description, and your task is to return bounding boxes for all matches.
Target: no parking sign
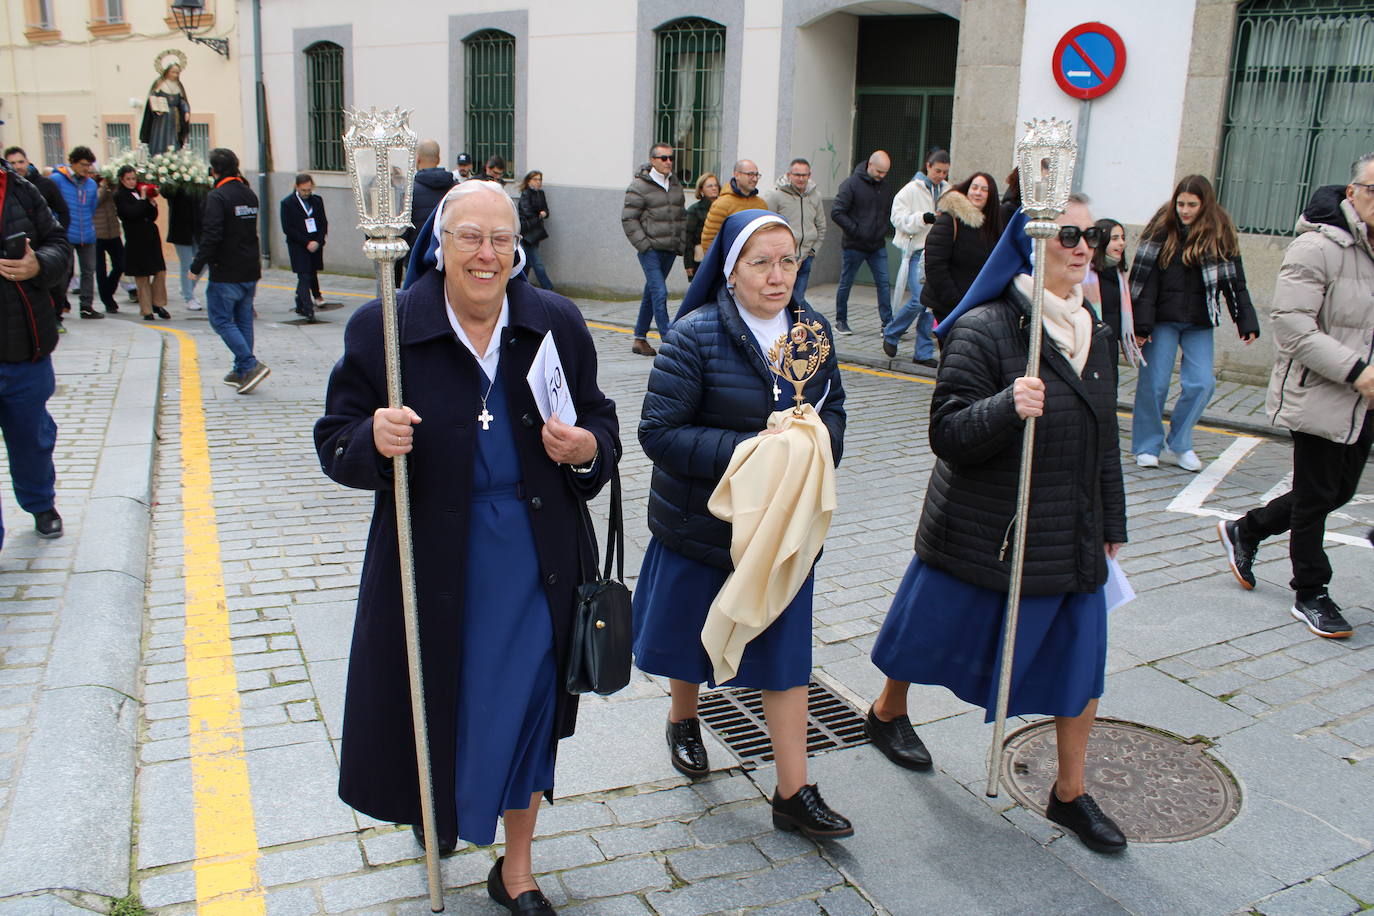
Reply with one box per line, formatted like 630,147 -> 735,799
1053,22 -> 1127,100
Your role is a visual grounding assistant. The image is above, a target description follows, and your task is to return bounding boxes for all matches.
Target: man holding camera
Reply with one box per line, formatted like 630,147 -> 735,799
884,149 -> 950,366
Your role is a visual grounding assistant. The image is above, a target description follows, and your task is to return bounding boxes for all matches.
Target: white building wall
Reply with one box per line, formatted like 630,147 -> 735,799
734,0 -> 785,181
787,13 -> 858,197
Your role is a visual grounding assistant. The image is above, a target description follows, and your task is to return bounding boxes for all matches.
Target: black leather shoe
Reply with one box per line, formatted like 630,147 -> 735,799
410,821 -> 457,856
882,340 -> 897,358
772,783 -> 853,839
1045,786 -> 1127,854
864,706 -> 932,771
33,509 -> 62,539
666,717 -> 709,778
487,856 -> 555,914
155,306 -> 171,320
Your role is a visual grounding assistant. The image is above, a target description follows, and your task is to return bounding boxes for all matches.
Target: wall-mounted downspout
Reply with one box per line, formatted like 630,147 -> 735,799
253,0 -> 270,262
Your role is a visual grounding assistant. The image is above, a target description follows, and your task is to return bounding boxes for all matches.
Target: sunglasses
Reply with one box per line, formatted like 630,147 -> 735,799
1057,225 -> 1104,249
652,154 -> 674,161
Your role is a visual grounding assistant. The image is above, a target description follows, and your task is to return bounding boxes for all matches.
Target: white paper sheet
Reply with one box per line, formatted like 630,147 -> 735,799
525,330 -> 577,426
1104,556 -> 1136,613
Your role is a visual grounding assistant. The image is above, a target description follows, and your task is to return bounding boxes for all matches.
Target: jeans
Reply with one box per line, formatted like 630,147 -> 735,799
0,358 -> 57,552
173,243 -> 201,301
634,248 -> 675,340
792,255 -> 815,308
294,269 -> 317,314
835,247 -> 892,328
1239,414 -> 1373,598
97,237 -> 125,308
884,249 -> 934,360
206,281 -> 259,375
523,241 -> 554,291
1131,321 -> 1215,456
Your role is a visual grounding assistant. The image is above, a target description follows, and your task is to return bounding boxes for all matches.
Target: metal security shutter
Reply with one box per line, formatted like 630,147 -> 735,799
465,29 -> 515,173
654,18 -> 725,187
305,41 -> 346,172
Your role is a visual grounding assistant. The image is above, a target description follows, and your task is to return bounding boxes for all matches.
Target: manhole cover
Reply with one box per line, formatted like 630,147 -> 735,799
1000,718 -> 1241,843
698,682 -> 866,765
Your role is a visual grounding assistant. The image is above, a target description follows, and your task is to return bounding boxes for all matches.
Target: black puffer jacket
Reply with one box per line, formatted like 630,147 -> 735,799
1130,228 -> 1259,339
0,166 -> 68,362
831,163 -> 892,252
518,187 -> 549,244
917,287 -> 1127,595
921,191 -> 999,321
639,288 -> 846,570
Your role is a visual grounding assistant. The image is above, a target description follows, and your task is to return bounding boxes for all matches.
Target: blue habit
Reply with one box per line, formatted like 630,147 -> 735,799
453,367 -> 557,846
871,555 -> 1107,722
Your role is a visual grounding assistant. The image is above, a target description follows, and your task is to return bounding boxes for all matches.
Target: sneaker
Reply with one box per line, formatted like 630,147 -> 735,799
57,323 -> 68,334
1217,519 -> 1258,590
34,509 -> 63,539
236,362 -> 270,394
1291,592 -> 1353,639
186,298 -> 203,311
834,321 -> 852,335
79,307 -> 104,320
1168,449 -> 1203,472
1135,453 -> 1159,468
222,371 -> 242,387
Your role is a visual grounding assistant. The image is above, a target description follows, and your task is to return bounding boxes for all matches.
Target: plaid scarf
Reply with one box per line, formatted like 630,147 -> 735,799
1130,235 -> 1239,327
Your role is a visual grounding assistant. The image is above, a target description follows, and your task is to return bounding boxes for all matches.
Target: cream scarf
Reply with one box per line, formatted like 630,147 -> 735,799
1014,274 -> 1092,376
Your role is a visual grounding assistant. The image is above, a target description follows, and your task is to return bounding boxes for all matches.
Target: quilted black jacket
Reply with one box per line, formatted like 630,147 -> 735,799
639,287 -> 846,570
0,165 -> 69,363
916,287 -> 1127,595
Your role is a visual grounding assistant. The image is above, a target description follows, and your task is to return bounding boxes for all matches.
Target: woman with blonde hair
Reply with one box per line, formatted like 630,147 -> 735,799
683,172 -> 720,280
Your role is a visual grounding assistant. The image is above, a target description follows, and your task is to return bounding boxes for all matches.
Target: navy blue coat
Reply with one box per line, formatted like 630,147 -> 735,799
281,191 -> 328,274
639,288 -> 846,570
314,268 -> 620,836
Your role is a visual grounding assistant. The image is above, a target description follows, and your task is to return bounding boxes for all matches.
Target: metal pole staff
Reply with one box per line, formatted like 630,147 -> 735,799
341,108 -> 443,911
986,118 -> 1077,798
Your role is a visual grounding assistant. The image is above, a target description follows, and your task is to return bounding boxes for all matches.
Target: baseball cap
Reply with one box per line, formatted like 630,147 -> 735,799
456,153 -> 473,166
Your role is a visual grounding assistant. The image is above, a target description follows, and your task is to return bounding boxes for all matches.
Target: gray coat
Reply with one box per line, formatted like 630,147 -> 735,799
764,177 -> 827,260
621,165 -> 686,255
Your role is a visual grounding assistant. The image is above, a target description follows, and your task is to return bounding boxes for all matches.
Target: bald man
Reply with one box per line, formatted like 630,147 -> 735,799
830,150 -> 895,334
410,139 -> 455,246
699,158 -> 768,252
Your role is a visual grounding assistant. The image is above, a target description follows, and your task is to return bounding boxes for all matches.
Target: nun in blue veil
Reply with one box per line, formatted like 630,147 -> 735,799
633,210 -> 853,840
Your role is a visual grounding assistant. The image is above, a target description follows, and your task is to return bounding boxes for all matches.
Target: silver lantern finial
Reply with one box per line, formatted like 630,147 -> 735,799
1016,117 -> 1077,221
343,106 -> 418,238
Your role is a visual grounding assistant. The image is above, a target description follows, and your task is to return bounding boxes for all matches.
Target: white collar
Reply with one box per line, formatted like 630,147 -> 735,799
444,292 -> 509,382
649,169 -> 670,191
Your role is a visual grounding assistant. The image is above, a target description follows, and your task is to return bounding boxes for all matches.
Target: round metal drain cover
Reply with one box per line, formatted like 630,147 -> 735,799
1000,718 -> 1241,843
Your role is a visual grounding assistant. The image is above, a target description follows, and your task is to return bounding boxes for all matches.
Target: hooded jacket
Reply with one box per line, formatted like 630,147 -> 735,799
621,165 -> 686,255
410,167 -> 456,241
921,191 -> 998,320
50,166 -> 98,245
699,179 -> 767,253
0,167 -> 68,362
890,173 -> 949,252
1266,185 -> 1374,445
764,176 -> 827,260
830,163 -> 893,252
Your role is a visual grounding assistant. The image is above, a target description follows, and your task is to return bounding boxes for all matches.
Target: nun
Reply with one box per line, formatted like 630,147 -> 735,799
315,180 -> 620,915
866,199 -> 1130,854
633,210 -> 852,839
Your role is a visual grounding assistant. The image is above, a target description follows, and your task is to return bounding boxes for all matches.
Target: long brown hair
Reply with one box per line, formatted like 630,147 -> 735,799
1141,174 -> 1238,267
951,171 -> 1003,244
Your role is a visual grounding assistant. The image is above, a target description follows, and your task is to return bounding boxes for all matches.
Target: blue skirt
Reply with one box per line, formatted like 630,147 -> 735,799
632,538 -> 813,691
871,555 -> 1107,722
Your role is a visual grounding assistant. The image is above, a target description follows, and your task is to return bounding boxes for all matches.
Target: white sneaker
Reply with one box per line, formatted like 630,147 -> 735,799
186,298 -> 203,311
1135,453 -> 1159,468
1169,449 -> 1203,472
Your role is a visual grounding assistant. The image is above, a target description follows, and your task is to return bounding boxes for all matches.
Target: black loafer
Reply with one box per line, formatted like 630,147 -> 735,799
864,706 -> 932,770
772,783 -> 853,839
33,509 -> 62,539
1045,786 -> 1127,854
882,340 -> 897,358
487,856 -> 555,914
666,717 -> 709,778
410,821 -> 457,856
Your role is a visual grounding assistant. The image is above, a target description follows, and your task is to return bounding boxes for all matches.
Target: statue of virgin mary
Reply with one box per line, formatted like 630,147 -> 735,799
140,49 -> 191,153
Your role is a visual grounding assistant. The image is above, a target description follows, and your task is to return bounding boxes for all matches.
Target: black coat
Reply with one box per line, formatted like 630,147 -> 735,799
314,269 -> 620,835
407,168 -> 455,247
1095,267 -> 1124,345
518,188 -> 549,244
917,287 -> 1127,595
830,163 -> 893,252
114,186 -> 166,276
0,166 -> 68,362
683,197 -> 712,273
281,191 -> 328,274
639,288 -> 846,570
921,196 -> 998,321
22,166 -> 68,232
165,189 -> 203,247
190,177 -> 261,282
1130,232 -> 1259,339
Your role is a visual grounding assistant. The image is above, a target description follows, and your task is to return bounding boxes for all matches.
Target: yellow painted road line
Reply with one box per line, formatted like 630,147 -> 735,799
158,328 -> 266,915
259,282 -> 374,299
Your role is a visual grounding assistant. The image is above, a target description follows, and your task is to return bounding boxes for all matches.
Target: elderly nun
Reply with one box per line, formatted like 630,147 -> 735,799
633,210 -> 852,839
315,180 -> 620,915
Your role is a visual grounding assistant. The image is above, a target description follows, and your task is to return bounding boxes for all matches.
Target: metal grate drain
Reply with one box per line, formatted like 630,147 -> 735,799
697,682 -> 867,765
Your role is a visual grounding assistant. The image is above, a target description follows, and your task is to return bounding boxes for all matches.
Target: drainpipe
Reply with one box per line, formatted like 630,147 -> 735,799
253,0 -> 270,263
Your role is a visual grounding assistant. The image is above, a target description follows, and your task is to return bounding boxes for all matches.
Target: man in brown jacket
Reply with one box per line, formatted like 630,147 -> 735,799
1219,153 -> 1374,638
699,159 -> 766,253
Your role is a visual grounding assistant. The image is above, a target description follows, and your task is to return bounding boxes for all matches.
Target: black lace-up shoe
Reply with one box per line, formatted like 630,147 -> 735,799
864,706 -> 932,771
33,509 -> 62,539
1217,519 -> 1258,590
487,856 -> 556,914
772,783 -> 854,839
1045,786 -> 1127,854
1292,592 -> 1354,639
666,717 -> 709,777
410,821 -> 457,856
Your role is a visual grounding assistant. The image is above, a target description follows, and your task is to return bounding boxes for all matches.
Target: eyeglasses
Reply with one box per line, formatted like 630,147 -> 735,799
737,171 -> 761,179
442,228 -> 521,254
652,154 -> 674,161
1056,225 -> 1104,249
1352,182 -> 1374,194
738,255 -> 802,275
789,172 -> 811,179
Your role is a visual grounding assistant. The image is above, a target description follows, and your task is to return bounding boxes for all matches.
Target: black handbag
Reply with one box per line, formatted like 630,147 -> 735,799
566,470 -> 633,696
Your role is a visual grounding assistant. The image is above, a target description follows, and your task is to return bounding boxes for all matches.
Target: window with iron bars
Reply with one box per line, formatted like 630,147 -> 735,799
1217,0 -> 1374,234
464,29 -> 516,175
101,0 -> 124,23
188,123 -> 210,161
41,123 -> 65,169
305,41 -> 346,172
105,122 -> 131,159
654,18 -> 725,188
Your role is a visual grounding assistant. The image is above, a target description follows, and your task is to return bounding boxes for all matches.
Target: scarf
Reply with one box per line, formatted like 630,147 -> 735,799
1129,233 -> 1240,328
1014,274 -> 1092,376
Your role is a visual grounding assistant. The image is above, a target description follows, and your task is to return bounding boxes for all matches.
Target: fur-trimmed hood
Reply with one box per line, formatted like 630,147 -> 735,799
938,190 -> 985,228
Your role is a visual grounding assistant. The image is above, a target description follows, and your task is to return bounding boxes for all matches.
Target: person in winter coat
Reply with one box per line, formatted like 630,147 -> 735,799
114,166 -> 170,321
4,147 -> 72,324
1085,219 -> 1128,343
634,210 -> 851,841
764,158 -> 827,307
920,171 -> 1003,324
166,188 -> 204,310
699,159 -> 767,252
281,173 -> 329,323
885,148 -> 951,365
92,180 -> 127,316
830,151 -> 894,334
50,146 -> 102,320
683,173 -> 720,280
621,143 -> 686,357
407,140 -> 455,268
517,170 -> 554,291
869,200 -> 1129,856
0,160 -> 72,548
315,180 -> 620,914
1130,175 -> 1259,471
1218,158 -> 1374,640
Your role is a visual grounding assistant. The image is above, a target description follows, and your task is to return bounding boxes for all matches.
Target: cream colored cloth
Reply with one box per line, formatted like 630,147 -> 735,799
1014,273 -> 1092,376
701,404 -> 837,684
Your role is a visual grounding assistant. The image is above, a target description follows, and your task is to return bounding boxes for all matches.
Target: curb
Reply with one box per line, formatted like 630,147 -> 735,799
0,327 -> 164,910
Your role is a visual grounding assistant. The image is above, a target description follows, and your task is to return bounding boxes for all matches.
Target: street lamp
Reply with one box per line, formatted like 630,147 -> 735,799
169,0 -> 230,59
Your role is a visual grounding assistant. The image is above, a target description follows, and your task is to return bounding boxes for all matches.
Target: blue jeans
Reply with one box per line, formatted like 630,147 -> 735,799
206,281 -> 260,375
792,255 -> 815,308
634,249 -> 675,339
0,358 -> 57,552
884,249 -> 934,360
173,243 -> 201,301
835,247 -> 892,328
523,241 -> 554,291
1132,321 -> 1216,456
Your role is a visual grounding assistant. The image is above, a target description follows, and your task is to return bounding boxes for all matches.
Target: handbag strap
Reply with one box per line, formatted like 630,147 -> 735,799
602,468 -> 624,583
